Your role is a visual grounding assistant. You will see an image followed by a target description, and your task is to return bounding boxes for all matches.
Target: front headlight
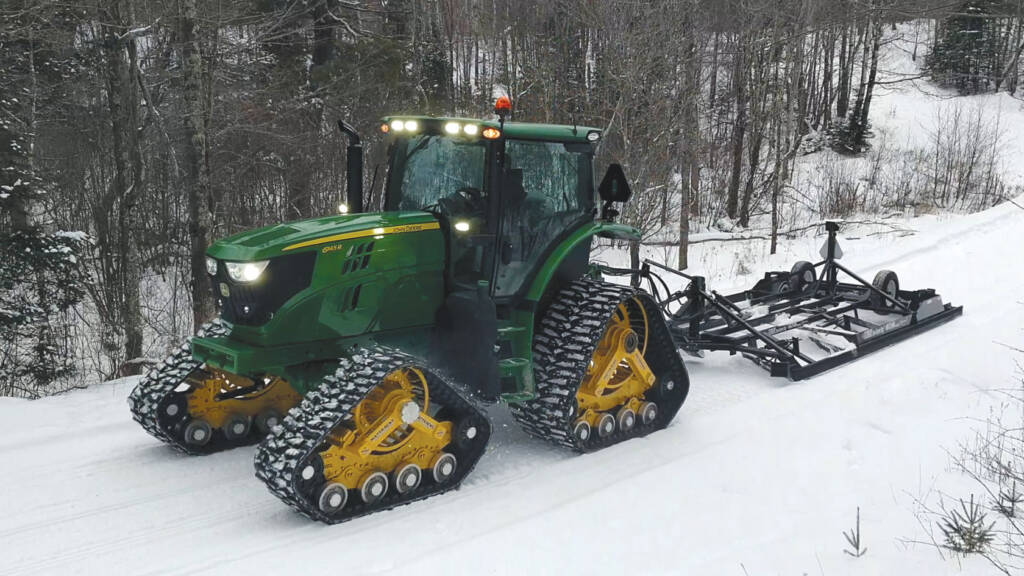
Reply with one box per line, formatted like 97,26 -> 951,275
225,260 -> 269,283
206,257 -> 218,276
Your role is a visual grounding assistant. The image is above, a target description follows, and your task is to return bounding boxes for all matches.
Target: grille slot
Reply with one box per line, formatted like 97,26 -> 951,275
337,283 -> 363,312
340,241 -> 375,276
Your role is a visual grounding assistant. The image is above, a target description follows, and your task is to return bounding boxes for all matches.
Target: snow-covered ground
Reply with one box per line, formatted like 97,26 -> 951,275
2,196 -> 1022,575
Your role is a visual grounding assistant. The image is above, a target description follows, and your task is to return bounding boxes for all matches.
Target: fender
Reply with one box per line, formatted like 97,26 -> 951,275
524,220 -> 641,302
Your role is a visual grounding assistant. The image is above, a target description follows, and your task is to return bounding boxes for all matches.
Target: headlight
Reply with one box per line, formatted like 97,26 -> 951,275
205,257 -> 218,276
225,260 -> 269,283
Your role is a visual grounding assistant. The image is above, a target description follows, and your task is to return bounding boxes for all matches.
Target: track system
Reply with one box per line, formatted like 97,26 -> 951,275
254,345 -> 491,524
127,320 -> 302,455
511,279 -> 689,451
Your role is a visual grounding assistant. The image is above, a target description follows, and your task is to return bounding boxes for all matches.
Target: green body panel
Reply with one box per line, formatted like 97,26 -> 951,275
207,211 -> 437,261
210,212 -> 444,350
383,115 -> 601,143
197,211 -> 446,394
193,326 -> 435,395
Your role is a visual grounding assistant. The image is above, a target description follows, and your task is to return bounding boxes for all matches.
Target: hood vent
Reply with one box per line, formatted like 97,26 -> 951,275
341,241 -> 375,275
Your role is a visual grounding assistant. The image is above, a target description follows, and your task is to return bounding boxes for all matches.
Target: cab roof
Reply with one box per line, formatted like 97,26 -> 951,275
381,115 -> 602,143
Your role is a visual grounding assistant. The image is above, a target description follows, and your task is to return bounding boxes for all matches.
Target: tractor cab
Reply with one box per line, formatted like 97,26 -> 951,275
377,114 -> 607,301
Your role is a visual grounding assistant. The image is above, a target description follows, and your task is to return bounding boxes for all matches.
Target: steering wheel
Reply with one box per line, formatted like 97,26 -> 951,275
456,186 -> 482,202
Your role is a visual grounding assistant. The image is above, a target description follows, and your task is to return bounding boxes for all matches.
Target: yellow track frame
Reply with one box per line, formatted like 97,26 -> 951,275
319,367 -> 453,489
576,298 -> 657,421
186,369 -> 302,428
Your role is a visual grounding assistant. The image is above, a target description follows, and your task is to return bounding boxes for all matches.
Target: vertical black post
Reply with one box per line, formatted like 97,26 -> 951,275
337,120 -> 363,213
825,220 -> 840,291
688,276 -> 706,339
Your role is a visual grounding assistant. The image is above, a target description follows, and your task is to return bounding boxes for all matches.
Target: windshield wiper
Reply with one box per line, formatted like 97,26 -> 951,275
404,135 -> 433,160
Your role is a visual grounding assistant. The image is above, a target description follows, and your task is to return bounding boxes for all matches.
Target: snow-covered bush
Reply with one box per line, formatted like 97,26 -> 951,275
914,349 -> 1024,573
0,229 -> 89,398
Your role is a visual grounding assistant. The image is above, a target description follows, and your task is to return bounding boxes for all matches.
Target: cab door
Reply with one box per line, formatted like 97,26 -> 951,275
493,139 -> 596,299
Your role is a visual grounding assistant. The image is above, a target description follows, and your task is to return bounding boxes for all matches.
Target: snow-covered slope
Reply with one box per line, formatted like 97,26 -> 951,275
1,197 -> 1022,575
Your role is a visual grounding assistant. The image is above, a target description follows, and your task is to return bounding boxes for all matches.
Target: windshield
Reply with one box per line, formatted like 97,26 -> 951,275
385,135 -> 487,212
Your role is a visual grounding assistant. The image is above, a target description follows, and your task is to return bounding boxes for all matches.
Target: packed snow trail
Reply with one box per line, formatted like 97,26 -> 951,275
1,200 -> 1022,575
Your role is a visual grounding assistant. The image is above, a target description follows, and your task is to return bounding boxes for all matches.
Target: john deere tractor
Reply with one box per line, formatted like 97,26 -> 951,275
128,100 -> 689,523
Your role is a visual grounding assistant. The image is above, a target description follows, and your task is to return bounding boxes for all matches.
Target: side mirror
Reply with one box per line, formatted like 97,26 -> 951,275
598,164 -> 631,220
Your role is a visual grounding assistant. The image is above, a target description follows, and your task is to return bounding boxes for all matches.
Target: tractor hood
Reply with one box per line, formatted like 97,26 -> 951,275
207,211 -> 441,262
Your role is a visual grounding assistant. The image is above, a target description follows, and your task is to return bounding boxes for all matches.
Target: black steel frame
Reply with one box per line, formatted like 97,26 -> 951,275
607,221 -> 963,381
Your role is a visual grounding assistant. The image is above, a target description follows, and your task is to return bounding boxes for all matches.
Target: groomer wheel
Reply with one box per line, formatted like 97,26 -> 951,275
789,261 -> 817,293
870,269 -> 900,314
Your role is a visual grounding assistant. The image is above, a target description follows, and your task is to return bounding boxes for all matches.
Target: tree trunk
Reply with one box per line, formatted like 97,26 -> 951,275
179,0 -> 215,331
100,0 -> 144,373
679,36 -> 700,270
726,43 -> 746,220
858,22 -> 882,135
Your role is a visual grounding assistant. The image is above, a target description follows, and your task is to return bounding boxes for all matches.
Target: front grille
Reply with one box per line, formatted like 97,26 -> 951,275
210,251 -> 317,326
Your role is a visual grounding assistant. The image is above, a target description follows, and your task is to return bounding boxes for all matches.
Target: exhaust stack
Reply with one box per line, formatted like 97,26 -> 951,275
337,120 -> 363,214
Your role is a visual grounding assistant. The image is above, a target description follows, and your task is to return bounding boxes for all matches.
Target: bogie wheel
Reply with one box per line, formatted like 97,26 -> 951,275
255,410 -> 282,434
617,406 -> 637,433
596,413 -> 616,438
789,261 -> 817,293
394,463 -> 422,494
222,414 -> 252,440
183,419 -> 213,446
432,453 -> 458,484
640,402 -> 658,426
318,483 -> 349,515
511,279 -> 689,452
870,270 -> 900,314
573,419 -> 592,442
360,472 -> 389,504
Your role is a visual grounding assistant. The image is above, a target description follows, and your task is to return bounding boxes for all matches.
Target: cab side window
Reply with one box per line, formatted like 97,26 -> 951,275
494,140 -> 594,298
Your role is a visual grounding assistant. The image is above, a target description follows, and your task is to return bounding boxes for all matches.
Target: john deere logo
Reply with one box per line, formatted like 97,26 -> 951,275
219,283 -> 230,298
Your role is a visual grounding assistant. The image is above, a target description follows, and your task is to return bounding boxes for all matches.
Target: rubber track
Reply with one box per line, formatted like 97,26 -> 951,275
127,320 -> 234,455
510,279 -> 689,452
253,345 -> 491,524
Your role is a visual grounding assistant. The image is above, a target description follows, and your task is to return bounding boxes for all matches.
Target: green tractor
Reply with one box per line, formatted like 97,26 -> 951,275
128,100 -> 689,523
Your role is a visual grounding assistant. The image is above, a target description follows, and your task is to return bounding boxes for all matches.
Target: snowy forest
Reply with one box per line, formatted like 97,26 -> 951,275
2,0 -> 1023,398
